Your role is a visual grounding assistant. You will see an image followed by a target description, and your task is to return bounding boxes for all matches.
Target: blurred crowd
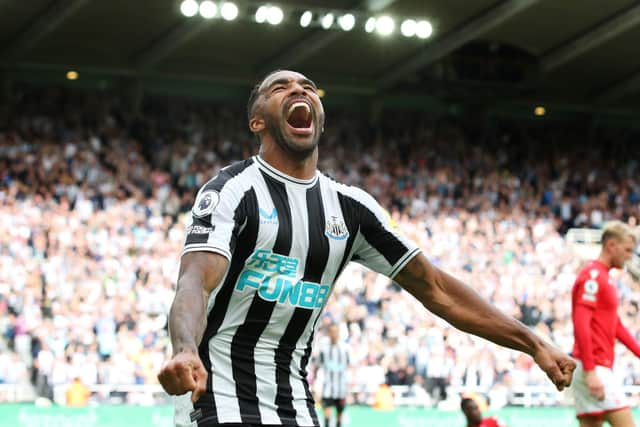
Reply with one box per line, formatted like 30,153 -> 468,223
0,87 -> 639,406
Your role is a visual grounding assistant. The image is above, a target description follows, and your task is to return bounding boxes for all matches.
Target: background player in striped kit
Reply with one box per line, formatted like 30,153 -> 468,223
315,324 -> 349,427
157,69 -> 576,427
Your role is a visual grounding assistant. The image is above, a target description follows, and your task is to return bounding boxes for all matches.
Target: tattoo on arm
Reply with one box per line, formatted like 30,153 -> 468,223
169,252 -> 229,356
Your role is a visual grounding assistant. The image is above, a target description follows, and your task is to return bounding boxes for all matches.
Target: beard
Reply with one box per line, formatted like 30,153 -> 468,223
263,108 -> 324,160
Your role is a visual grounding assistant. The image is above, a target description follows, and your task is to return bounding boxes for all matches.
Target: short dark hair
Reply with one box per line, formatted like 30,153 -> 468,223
246,69 -> 283,122
460,397 -> 475,410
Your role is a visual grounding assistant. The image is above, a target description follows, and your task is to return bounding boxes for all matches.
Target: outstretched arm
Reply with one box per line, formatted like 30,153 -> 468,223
158,251 -> 229,402
394,254 -> 575,390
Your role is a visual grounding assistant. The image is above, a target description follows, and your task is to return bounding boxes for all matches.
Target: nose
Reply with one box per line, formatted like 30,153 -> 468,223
289,80 -> 306,95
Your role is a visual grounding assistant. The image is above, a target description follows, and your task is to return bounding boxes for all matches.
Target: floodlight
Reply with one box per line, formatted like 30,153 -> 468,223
300,11 -> 312,27
321,13 -> 334,29
255,5 -> 268,23
338,14 -> 355,31
199,1 -> 217,19
221,2 -> 239,21
267,6 -> 283,25
180,0 -> 198,17
400,19 -> 416,37
365,17 -> 376,33
376,15 -> 394,36
416,20 -> 433,39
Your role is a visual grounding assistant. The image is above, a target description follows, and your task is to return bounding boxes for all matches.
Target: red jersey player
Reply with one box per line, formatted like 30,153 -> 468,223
460,397 -> 507,427
571,221 -> 639,427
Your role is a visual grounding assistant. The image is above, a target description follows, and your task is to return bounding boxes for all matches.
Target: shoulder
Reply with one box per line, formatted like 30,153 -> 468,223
201,158 -> 256,192
321,175 -> 380,211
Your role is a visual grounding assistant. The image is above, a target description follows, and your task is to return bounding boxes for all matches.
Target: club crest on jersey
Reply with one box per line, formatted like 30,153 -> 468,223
325,216 -> 348,240
193,190 -> 220,218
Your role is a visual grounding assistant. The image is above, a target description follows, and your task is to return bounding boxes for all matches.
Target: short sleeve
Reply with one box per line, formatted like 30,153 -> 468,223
348,188 -> 421,278
182,180 -> 245,261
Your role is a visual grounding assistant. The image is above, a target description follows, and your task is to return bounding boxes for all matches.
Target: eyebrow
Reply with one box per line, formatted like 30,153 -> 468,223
264,77 -> 318,91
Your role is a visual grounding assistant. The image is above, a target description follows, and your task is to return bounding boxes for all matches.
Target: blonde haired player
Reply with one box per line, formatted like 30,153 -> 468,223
571,221 -> 639,427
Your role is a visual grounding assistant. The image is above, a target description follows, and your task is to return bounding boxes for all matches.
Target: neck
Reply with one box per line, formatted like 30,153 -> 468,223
597,252 -> 612,269
259,138 -> 318,180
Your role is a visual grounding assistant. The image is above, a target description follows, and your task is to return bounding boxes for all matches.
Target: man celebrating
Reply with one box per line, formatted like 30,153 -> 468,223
572,221 -> 639,427
158,70 -> 575,427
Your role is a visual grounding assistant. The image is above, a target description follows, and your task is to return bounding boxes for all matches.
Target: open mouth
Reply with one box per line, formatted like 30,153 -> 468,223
285,101 -> 313,134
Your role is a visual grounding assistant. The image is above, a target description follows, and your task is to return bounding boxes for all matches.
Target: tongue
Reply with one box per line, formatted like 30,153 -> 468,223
287,106 -> 310,129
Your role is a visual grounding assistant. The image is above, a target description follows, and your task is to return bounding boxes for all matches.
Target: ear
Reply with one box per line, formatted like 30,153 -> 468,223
249,115 -> 265,135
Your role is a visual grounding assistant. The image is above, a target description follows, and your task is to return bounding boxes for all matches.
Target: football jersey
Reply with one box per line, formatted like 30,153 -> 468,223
471,416 -> 506,427
571,260 -> 619,369
181,155 -> 420,426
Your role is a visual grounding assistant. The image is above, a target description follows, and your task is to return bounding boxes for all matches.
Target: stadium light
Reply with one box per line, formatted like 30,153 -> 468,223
266,6 -> 283,25
180,0 -> 199,17
66,70 -> 79,81
534,106 -> 546,116
255,5 -> 268,23
221,2 -> 239,21
199,1 -> 217,19
317,88 -> 326,98
300,11 -> 312,27
338,13 -> 355,31
415,20 -> 433,39
365,17 -> 376,33
375,15 -> 394,36
321,13 -> 334,29
400,19 -> 416,37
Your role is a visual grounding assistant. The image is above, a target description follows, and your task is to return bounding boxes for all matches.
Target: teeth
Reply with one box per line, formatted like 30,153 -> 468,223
288,101 -> 310,117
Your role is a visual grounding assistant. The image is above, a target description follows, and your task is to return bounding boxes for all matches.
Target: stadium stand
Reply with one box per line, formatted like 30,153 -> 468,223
1,86 -> 639,409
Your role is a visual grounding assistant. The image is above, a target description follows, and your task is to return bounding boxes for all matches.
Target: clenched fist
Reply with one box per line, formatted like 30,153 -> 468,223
158,350 -> 208,403
533,341 -> 576,391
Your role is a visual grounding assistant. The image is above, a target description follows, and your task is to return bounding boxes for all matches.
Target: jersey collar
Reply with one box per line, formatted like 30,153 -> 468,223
255,155 -> 319,187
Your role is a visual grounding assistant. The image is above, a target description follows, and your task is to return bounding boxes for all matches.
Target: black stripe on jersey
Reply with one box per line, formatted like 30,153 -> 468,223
334,192 -> 360,279
261,171 -> 293,254
299,311 -> 322,427
338,193 -> 406,266
303,181 -> 330,282
203,158 -> 255,192
232,172 -> 293,424
275,182 -> 329,424
275,309 -> 313,423
194,188 -> 258,424
359,203 -> 406,265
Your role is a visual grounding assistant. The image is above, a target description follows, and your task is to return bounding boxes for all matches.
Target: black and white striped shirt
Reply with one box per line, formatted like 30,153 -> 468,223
318,342 -> 350,400
176,155 -> 420,427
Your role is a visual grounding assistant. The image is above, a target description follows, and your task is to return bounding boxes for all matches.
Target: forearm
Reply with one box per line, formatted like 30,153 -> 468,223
396,257 -> 543,356
168,252 -> 228,356
169,283 -> 208,355
424,270 -> 541,354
